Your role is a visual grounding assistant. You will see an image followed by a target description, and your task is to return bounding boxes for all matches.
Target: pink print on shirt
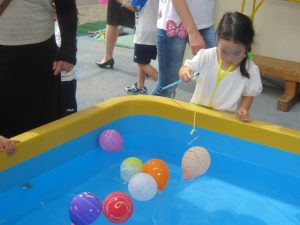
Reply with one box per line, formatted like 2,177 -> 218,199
166,20 -> 187,39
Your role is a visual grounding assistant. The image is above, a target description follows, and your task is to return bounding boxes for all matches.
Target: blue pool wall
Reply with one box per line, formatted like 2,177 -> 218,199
1,115 -> 300,205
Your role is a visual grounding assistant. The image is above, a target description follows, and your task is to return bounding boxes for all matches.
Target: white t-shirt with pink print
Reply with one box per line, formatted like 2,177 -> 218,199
157,0 -> 214,31
185,48 -> 263,113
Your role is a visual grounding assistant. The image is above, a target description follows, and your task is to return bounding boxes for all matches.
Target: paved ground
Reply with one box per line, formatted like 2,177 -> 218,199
75,2 -> 300,131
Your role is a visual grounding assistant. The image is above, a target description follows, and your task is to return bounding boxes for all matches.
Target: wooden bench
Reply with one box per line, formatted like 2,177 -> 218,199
253,55 -> 300,111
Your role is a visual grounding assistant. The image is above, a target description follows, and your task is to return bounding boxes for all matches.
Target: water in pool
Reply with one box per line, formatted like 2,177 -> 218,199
1,115 -> 300,225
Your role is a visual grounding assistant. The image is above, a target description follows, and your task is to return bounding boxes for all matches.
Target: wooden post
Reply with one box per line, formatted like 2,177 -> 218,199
278,81 -> 299,111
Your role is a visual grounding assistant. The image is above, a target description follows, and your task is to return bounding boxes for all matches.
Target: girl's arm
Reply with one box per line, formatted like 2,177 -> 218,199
237,96 -> 253,122
0,135 -> 20,155
171,0 -> 205,55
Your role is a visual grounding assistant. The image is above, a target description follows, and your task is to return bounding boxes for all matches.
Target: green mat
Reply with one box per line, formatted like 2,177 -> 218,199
115,34 -> 134,49
77,21 -> 106,36
77,21 -> 134,49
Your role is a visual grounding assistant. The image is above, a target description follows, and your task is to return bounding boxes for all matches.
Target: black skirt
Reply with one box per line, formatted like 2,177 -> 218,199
107,0 -> 135,28
0,36 -> 61,138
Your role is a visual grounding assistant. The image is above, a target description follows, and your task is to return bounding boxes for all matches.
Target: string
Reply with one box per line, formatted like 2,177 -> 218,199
190,103 -> 197,135
188,103 -> 200,146
208,59 -> 233,108
187,135 -> 199,146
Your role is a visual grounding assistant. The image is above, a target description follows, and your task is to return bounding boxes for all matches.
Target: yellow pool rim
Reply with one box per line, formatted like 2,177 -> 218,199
1,96 -> 299,171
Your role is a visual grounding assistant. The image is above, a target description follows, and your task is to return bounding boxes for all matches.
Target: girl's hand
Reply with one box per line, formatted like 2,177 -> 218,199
0,136 -> 20,156
179,66 -> 194,82
237,109 -> 251,122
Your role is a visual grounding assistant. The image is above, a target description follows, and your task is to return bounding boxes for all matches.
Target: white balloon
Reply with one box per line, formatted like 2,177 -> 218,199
182,146 -> 211,180
128,173 -> 157,201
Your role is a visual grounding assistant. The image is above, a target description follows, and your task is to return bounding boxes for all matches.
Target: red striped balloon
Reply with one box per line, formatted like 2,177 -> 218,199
102,192 -> 133,223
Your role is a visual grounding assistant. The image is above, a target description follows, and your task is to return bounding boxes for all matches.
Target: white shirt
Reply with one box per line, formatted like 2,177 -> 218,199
134,0 -> 159,45
0,0 -> 54,45
185,48 -> 263,113
157,0 -> 214,30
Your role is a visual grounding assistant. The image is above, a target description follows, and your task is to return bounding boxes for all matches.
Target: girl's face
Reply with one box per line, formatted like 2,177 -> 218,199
217,39 -> 247,68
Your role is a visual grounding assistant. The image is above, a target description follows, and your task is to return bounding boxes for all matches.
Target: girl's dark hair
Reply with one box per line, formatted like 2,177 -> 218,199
217,12 -> 254,78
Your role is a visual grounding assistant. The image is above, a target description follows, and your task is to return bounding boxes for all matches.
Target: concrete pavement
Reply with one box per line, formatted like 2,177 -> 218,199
75,35 -> 300,131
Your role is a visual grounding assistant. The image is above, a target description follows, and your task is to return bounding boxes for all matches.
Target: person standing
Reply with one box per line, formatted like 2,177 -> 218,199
125,0 -> 159,94
0,0 -> 78,138
152,0 -> 216,98
95,0 -> 135,69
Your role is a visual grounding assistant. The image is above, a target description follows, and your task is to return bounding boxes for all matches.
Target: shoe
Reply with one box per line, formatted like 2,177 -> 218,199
125,84 -> 147,95
95,58 -> 114,69
125,82 -> 137,91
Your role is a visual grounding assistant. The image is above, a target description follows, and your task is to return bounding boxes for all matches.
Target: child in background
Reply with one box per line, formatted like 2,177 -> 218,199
0,135 -> 19,155
179,12 -> 262,122
121,0 -> 159,95
53,2 -> 78,116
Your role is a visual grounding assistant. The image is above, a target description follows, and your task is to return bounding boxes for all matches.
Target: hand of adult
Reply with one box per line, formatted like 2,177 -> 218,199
53,61 -> 74,75
188,31 -> 206,55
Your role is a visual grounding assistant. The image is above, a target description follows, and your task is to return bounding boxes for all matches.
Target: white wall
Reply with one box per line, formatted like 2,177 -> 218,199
214,0 -> 300,62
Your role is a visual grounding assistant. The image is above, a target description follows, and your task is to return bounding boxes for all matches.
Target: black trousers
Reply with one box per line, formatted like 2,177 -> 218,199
61,79 -> 77,117
0,36 -> 61,138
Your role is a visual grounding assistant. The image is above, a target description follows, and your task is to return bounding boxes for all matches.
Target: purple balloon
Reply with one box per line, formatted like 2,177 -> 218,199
69,192 -> 102,225
99,129 -> 123,152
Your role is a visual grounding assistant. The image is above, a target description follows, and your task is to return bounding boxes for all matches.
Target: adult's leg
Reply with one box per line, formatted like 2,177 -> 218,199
200,26 -> 216,49
100,24 -> 118,63
151,29 -> 187,98
99,0 -> 134,63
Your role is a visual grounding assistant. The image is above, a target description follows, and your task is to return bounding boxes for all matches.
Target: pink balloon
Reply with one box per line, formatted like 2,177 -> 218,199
182,146 -> 211,180
98,0 -> 108,5
99,129 -> 123,152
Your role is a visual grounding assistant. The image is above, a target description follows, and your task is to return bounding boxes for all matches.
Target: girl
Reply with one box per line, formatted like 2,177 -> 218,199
179,12 -> 263,122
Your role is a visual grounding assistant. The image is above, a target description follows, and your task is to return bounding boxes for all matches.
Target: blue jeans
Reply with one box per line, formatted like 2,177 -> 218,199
151,26 -> 216,97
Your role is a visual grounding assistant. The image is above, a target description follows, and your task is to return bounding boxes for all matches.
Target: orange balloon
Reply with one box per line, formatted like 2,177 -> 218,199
142,159 -> 169,192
